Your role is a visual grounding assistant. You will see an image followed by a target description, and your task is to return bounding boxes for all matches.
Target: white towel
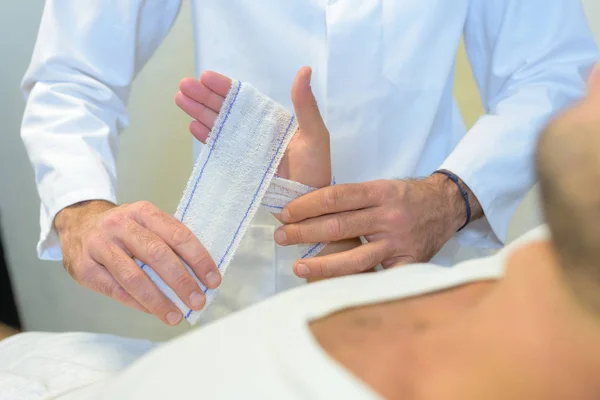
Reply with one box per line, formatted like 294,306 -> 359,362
138,80 -> 326,325
0,332 -> 154,400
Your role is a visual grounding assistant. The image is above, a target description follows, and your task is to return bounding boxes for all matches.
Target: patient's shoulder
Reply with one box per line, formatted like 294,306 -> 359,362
506,239 -> 556,267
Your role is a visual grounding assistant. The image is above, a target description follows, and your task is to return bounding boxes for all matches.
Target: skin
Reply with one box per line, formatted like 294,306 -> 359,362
56,67 -> 345,325
274,148 -> 484,277
310,242 -> 600,399
177,69 -> 483,280
176,67 -> 332,189
279,174 -> 482,277
309,65 -> 600,399
176,67 -> 363,283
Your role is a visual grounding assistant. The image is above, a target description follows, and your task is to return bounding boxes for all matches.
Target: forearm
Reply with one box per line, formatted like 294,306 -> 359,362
21,0 -> 183,261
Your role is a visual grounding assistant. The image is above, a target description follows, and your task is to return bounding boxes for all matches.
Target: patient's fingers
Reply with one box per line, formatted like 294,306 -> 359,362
190,120 -> 210,143
200,70 -> 232,98
176,71 -> 233,144
293,242 -> 388,278
175,92 -> 218,128
179,78 -> 225,112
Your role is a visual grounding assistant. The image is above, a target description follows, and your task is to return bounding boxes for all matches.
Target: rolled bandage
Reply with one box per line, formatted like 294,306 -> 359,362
138,80 -> 326,325
261,176 -> 327,258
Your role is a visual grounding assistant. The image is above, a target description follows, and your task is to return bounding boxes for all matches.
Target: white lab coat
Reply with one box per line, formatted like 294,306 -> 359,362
21,0 -> 598,320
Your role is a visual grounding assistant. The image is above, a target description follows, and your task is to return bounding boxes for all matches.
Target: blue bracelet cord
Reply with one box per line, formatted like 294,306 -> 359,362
432,170 -> 471,231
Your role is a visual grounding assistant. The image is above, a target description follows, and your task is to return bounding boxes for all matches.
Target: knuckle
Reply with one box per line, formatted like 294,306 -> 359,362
318,262 -> 330,278
170,224 -> 194,248
367,211 -> 381,231
350,254 -> 366,268
121,269 -> 145,291
290,226 -> 305,243
171,269 -> 195,292
322,188 -> 340,210
137,289 -> 156,310
77,262 -> 98,285
188,251 -> 214,271
134,200 -> 156,218
405,255 -> 417,264
351,253 -> 372,271
151,298 -> 171,315
377,181 -> 396,202
326,218 -> 342,241
111,286 -> 131,303
100,212 -> 126,230
84,236 -> 98,250
86,233 -> 106,249
386,209 -> 404,226
145,240 -> 170,263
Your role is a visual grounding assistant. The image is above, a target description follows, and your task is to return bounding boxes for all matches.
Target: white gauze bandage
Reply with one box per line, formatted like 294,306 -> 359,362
261,176 -> 327,258
138,80 -> 326,325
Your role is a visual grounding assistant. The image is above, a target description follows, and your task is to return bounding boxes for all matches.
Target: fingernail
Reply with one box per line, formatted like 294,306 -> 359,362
274,229 -> 287,245
189,291 -> 205,309
296,264 -> 310,278
205,271 -> 221,288
166,311 -> 182,326
281,209 -> 291,223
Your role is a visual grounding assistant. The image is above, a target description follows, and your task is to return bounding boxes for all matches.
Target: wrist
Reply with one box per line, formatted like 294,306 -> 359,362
426,171 -> 483,233
54,200 -> 115,236
427,173 -> 467,232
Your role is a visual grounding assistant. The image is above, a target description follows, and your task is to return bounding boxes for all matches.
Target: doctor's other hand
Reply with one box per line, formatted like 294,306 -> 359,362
275,175 -> 484,278
54,200 -> 220,326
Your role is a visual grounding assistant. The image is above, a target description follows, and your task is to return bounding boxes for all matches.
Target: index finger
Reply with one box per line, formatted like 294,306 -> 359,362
282,182 -> 383,223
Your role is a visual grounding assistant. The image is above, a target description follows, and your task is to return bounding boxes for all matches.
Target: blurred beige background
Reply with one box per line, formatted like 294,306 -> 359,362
0,1 -> 598,340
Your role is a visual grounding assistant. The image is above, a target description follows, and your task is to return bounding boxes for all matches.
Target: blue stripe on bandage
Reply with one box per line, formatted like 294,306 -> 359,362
301,243 -> 322,259
261,203 -> 284,209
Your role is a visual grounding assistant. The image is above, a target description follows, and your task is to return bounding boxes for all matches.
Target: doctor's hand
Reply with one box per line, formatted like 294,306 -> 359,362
274,175 -> 484,278
54,200 -> 220,326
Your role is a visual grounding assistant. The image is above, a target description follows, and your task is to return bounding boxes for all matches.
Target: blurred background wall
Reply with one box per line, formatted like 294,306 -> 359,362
0,1 -> 598,341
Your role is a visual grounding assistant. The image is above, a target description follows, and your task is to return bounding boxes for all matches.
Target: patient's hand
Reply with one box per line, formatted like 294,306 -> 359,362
175,67 -> 331,189
176,67 -> 361,281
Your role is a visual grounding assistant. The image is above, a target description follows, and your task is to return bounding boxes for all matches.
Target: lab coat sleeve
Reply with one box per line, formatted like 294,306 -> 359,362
20,0 -> 182,260
440,0 -> 599,248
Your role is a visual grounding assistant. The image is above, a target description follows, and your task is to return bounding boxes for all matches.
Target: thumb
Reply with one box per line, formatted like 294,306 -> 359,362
291,67 -> 330,145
